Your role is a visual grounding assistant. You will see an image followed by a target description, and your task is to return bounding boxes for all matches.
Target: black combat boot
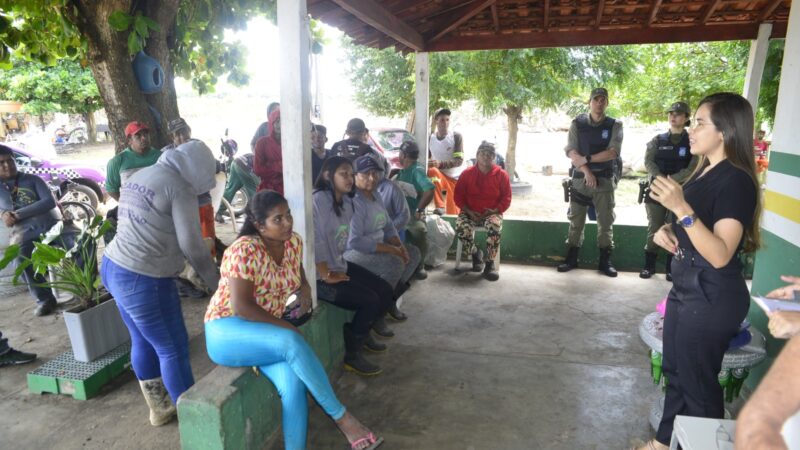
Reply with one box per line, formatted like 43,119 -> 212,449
665,254 -> 673,282
598,248 -> 618,278
483,260 -> 499,281
343,324 -> 382,376
639,252 -> 657,279
557,246 -> 580,272
471,249 -> 485,272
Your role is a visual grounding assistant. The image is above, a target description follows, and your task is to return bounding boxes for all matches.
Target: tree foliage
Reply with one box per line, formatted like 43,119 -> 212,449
610,41 -> 750,122
0,58 -> 102,115
341,37 -> 471,117
755,39 -> 784,129
0,1 -> 281,95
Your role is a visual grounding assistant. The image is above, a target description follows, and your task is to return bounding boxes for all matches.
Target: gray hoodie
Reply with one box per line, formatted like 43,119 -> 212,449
104,141 -> 219,288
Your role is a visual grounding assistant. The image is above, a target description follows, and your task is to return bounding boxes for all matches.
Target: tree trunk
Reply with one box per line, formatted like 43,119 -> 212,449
405,109 -> 415,133
84,111 -> 97,144
503,105 -> 522,181
66,0 -> 179,153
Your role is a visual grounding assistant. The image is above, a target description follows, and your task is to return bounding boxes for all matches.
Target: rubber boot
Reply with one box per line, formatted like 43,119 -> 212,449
471,249 -> 485,272
483,260 -> 499,281
371,317 -> 395,338
386,301 -> 407,322
557,246 -> 580,272
363,333 -> 387,353
343,324 -> 382,376
598,248 -> 618,278
639,252 -> 657,279
665,254 -> 673,282
138,378 -> 177,426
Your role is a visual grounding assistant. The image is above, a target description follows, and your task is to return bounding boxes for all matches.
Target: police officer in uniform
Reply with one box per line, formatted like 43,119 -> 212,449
557,88 -> 623,277
640,102 -> 699,280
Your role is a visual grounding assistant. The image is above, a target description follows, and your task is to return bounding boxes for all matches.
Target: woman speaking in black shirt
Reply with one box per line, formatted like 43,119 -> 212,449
634,92 -> 762,450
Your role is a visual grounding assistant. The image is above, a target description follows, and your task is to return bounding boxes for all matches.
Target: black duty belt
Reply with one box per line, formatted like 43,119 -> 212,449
572,169 -> 613,179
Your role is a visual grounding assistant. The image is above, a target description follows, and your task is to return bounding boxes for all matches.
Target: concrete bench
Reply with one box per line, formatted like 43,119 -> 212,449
177,303 -> 353,450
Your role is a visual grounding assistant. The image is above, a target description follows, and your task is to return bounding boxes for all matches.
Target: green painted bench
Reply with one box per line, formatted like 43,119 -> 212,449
177,303 -> 353,450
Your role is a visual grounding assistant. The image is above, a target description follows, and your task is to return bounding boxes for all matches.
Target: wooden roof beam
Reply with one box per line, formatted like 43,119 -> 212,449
491,3 -> 500,32
330,0 -> 425,51
428,21 -> 788,51
758,0 -> 784,21
544,0 -> 551,30
429,0 -> 497,42
648,0 -> 664,25
702,0 -> 725,23
596,0 -> 605,28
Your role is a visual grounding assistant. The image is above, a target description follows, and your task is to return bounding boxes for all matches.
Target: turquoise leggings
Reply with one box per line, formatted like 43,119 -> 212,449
205,317 -> 346,450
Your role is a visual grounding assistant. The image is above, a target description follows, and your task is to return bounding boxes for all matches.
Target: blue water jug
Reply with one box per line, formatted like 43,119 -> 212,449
132,51 -> 164,94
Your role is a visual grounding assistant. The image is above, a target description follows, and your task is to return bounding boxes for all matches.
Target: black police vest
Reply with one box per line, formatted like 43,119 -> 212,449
654,131 -> 692,175
575,114 -> 616,174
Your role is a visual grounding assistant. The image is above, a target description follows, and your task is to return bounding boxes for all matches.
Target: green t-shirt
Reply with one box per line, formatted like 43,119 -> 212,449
396,164 -> 435,212
105,147 -> 161,194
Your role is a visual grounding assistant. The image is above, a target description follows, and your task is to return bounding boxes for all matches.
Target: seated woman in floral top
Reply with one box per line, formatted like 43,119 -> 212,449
204,190 -> 382,450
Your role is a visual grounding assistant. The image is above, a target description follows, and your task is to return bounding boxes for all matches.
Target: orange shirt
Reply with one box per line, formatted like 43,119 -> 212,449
204,233 -> 303,322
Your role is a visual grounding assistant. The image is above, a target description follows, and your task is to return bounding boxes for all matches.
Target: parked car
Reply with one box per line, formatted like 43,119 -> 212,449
367,127 -> 415,171
8,144 -> 106,208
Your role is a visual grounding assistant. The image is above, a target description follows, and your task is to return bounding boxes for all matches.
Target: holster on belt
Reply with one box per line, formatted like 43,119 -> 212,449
638,179 -> 650,204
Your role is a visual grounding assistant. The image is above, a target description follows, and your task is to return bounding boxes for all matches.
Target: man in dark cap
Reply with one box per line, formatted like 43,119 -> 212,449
162,118 -> 192,151
557,87 -> 624,277
330,118 -> 389,173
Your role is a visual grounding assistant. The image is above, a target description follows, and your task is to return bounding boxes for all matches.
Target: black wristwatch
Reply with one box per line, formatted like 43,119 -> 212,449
416,208 -> 426,215
585,154 -> 592,163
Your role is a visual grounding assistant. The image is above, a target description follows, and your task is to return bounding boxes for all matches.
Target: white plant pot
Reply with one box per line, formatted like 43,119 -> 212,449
63,297 -> 130,362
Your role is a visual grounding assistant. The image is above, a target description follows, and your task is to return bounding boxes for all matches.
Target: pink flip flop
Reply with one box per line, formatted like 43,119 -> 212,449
350,432 -> 384,450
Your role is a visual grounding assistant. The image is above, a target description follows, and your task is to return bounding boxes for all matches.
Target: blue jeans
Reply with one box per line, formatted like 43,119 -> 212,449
17,231 -> 80,306
100,256 -> 193,403
205,316 -> 346,450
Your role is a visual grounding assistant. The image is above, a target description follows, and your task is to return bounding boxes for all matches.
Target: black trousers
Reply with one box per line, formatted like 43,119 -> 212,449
316,262 -> 394,335
655,253 -> 749,444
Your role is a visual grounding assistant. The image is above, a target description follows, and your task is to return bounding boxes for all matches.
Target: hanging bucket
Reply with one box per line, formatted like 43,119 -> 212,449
132,51 -> 164,94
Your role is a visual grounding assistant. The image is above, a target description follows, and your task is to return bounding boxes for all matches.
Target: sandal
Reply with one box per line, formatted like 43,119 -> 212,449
349,432 -> 384,450
629,439 -> 666,450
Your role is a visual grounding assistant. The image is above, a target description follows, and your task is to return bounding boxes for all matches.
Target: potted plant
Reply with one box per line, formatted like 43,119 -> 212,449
0,216 -> 130,362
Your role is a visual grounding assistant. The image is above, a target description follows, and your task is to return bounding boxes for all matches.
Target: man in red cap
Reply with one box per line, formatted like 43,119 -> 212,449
105,121 -> 161,201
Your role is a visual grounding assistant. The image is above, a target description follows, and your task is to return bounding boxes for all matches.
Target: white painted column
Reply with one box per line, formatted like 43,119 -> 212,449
414,52 -> 430,166
743,23 -> 773,115
277,0 -> 315,300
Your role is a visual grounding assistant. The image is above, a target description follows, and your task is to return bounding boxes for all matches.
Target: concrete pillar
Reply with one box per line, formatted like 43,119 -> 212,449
747,6 -> 800,390
277,0 -> 316,300
742,23 -> 773,116
414,52 -> 430,165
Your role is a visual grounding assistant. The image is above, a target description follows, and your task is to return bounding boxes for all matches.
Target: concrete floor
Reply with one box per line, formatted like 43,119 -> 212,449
304,264 -> 667,450
0,261 -> 672,450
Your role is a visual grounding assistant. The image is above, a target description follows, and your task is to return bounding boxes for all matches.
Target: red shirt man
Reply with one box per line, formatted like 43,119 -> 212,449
453,141 -> 511,281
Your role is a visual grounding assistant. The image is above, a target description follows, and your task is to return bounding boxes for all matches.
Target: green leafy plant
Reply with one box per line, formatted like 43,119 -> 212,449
0,216 -> 112,311
108,10 -> 160,55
